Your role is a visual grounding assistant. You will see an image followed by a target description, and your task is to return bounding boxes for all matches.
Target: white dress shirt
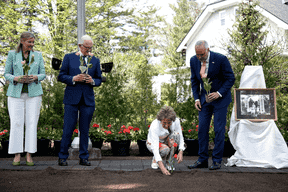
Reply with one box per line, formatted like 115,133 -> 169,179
147,118 -> 186,162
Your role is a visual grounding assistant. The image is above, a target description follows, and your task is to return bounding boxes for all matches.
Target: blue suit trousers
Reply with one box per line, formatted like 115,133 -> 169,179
198,102 -> 228,164
58,94 -> 95,160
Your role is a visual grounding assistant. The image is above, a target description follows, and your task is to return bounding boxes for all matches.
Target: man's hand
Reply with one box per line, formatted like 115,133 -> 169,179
177,151 -> 183,163
208,92 -> 220,101
84,74 -> 93,84
73,74 -> 87,82
195,100 -> 201,111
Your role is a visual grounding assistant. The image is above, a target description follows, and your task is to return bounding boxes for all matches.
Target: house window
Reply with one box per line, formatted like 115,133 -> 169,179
219,11 -> 226,26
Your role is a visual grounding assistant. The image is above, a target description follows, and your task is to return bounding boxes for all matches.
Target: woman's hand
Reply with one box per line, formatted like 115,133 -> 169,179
26,75 -> 37,84
158,161 -> 171,176
177,151 -> 183,163
14,76 -> 26,83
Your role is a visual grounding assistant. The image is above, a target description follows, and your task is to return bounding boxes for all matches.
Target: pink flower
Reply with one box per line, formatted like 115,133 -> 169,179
21,61 -> 26,65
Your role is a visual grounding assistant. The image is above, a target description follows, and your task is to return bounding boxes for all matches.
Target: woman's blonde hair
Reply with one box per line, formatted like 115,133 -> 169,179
156,106 -> 176,122
16,32 -> 35,53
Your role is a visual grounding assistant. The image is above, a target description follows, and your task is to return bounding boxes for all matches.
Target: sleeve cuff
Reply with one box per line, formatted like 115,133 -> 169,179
90,80 -> 95,85
217,91 -> 222,97
195,99 -> 200,102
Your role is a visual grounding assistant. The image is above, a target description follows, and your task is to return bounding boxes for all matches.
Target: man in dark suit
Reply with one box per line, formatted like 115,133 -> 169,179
58,35 -> 102,166
187,40 -> 235,170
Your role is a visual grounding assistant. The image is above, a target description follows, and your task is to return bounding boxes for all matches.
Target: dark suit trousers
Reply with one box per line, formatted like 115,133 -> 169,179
198,102 -> 228,164
58,93 -> 95,160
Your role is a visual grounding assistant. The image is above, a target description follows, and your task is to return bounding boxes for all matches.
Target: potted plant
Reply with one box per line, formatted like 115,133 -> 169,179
0,129 -> 11,157
134,124 -> 152,156
223,126 -> 236,157
51,128 -> 63,156
36,126 -> 53,156
89,123 -> 105,149
105,124 -> 135,156
182,123 -> 199,156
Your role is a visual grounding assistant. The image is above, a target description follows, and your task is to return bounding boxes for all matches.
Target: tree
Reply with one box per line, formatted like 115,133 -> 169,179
154,0 -> 202,119
225,0 -> 285,88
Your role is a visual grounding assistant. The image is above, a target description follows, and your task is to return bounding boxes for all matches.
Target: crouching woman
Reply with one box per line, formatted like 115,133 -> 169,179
146,106 -> 186,175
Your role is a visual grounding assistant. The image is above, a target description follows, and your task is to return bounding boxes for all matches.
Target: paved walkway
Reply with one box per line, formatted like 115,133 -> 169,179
1,159 -> 288,173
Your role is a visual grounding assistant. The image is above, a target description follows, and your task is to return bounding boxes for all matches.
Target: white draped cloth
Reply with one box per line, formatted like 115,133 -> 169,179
225,66 -> 288,169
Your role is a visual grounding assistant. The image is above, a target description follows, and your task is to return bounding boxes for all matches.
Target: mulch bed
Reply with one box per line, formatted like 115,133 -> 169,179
1,141 -> 288,191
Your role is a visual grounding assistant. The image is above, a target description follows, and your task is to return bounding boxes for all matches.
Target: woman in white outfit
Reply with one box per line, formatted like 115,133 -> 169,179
4,32 -> 46,166
146,106 -> 186,175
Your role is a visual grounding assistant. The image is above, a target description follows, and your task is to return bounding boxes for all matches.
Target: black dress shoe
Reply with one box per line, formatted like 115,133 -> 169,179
58,159 -> 68,166
79,159 -> 91,166
187,160 -> 208,169
209,162 -> 221,170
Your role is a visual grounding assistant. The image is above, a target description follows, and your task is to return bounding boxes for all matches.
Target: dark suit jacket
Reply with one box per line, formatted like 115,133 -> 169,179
190,51 -> 235,107
58,52 -> 102,107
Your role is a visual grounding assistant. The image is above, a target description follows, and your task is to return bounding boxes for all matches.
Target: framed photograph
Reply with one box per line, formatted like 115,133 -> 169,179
234,88 -> 277,121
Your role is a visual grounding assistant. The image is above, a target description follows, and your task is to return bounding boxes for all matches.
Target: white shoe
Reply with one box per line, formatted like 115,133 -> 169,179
151,157 -> 158,169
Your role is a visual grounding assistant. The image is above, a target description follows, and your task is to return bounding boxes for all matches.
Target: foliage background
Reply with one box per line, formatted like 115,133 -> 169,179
0,0 -> 288,142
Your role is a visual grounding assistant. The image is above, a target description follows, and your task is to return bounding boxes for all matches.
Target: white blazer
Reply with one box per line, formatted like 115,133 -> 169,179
147,118 -> 185,162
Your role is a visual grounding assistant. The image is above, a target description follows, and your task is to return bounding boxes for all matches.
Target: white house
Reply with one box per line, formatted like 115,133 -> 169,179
176,0 -> 288,67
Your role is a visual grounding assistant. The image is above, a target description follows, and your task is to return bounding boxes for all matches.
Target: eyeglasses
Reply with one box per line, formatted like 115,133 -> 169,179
82,45 -> 93,50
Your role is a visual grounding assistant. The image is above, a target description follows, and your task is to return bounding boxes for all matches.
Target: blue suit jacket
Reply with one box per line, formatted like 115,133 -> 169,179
190,51 -> 235,107
58,52 -> 102,107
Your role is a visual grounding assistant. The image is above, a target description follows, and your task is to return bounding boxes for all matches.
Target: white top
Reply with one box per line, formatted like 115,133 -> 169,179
147,118 -> 186,162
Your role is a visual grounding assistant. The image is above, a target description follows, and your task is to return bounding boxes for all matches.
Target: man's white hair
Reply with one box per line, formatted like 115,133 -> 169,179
195,40 -> 209,49
79,35 -> 93,44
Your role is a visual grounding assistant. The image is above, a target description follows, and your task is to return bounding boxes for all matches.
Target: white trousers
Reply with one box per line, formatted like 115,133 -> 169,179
8,93 -> 42,154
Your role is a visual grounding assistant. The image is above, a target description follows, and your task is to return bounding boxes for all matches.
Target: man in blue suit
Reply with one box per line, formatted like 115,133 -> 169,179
58,35 -> 102,166
187,40 -> 235,170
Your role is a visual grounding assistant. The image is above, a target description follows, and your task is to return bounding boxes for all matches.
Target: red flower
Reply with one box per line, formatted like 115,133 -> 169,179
93,123 -> 100,128
3,130 -> 8,133
196,129 -> 198,131
74,129 -> 78,134
173,143 -> 178,147
101,129 -> 104,131
148,125 -> 150,128
0,132 -> 3,136
174,154 -> 178,158
196,125 -> 199,128
107,124 -> 111,128
123,129 -> 130,134
128,126 -> 133,130
181,126 -> 183,130
159,143 -> 163,148
121,125 -> 126,129
210,125 -> 213,128
188,129 -> 192,133
118,131 -> 122,134
106,131 -> 112,135
133,127 -> 140,131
